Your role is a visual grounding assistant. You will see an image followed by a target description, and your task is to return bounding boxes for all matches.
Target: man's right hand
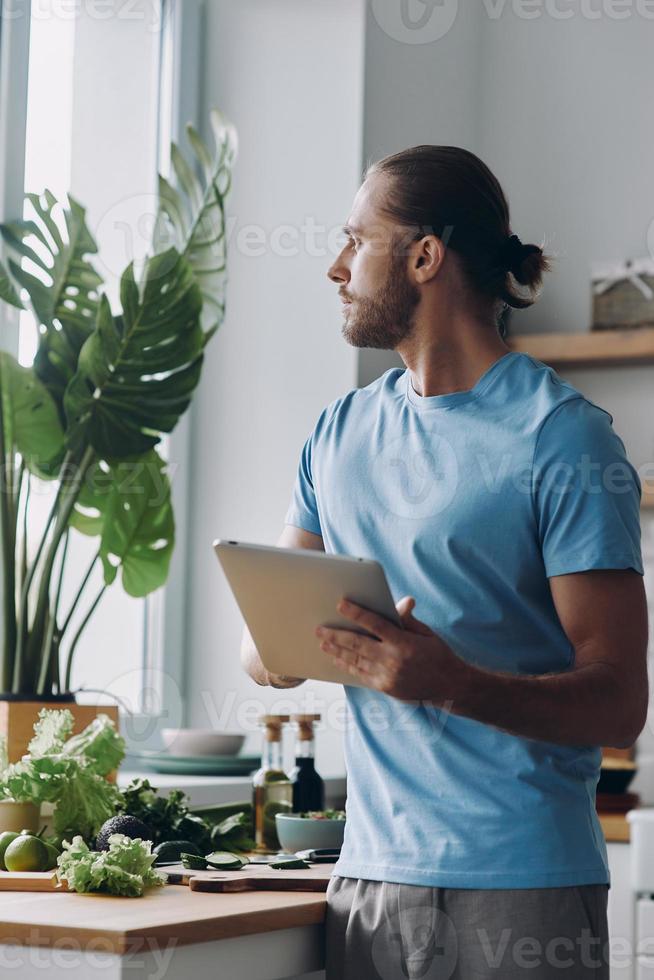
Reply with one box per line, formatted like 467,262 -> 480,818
239,524 -> 324,688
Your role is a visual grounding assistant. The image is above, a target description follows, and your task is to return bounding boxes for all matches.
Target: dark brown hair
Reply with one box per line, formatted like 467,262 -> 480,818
365,145 -> 551,317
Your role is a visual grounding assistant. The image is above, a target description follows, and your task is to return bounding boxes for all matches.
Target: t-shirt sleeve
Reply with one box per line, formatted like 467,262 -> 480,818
283,416 -> 324,537
533,397 -> 643,577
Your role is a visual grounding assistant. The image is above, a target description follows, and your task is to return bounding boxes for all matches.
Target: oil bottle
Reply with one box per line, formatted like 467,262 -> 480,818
252,714 -> 293,852
289,713 -> 325,813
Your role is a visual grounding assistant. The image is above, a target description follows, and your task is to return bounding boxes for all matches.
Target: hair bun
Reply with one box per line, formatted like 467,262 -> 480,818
500,233 -> 542,278
500,234 -> 525,274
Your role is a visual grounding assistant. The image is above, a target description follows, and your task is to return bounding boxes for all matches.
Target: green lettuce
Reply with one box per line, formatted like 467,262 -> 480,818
57,834 -> 166,897
27,708 -> 74,756
0,709 -> 125,842
60,715 -> 125,776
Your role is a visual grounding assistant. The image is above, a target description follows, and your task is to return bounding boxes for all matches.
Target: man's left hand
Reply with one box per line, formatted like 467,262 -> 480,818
315,597 -> 468,705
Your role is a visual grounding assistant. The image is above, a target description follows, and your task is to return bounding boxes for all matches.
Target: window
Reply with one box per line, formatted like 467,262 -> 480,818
0,0 -> 197,728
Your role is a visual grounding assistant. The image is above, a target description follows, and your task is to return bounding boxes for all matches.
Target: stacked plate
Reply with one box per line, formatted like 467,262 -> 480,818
130,729 -> 260,776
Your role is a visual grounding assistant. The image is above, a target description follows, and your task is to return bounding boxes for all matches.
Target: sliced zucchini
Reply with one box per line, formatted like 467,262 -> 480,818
204,851 -> 246,870
268,858 -> 311,870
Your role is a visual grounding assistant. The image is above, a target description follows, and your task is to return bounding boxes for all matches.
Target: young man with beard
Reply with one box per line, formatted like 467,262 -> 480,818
241,145 -> 648,979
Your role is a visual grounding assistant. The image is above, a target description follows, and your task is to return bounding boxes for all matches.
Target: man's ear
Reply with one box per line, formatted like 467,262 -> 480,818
412,235 -> 445,284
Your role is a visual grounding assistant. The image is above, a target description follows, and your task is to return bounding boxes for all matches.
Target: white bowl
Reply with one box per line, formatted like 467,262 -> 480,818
161,728 -> 245,758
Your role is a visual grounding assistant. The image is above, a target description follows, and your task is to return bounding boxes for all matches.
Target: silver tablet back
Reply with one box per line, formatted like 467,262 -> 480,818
214,539 -> 401,686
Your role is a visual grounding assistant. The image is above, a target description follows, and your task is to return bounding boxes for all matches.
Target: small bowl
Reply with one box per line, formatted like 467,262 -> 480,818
0,800 -> 40,835
597,760 -> 636,795
275,813 -> 346,853
161,729 -> 245,758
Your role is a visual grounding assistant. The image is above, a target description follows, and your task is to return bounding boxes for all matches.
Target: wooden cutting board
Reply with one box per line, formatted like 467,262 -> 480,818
0,870 -> 61,892
163,861 -> 336,893
0,862 -> 337,894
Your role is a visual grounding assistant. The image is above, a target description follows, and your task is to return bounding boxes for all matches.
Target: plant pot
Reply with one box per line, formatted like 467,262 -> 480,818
0,799 -> 40,835
0,699 -> 120,781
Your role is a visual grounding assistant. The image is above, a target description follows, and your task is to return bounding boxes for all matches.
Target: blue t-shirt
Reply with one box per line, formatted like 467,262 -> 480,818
284,351 -> 643,889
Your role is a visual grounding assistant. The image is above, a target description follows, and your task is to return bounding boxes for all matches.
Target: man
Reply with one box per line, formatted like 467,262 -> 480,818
241,145 -> 648,978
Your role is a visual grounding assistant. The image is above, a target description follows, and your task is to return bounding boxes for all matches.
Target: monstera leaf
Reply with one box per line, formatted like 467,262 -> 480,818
63,248 -> 204,458
0,192 -> 103,416
0,261 -> 23,310
101,451 -> 174,596
68,459 -> 110,537
0,352 -> 64,478
68,451 -> 174,597
68,450 -> 174,596
153,108 -> 237,336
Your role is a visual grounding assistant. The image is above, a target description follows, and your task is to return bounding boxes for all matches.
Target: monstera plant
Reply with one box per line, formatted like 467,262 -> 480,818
0,109 -> 237,699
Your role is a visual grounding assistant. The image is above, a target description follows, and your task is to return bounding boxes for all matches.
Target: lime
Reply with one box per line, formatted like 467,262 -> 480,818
0,832 -> 19,872
4,834 -> 48,872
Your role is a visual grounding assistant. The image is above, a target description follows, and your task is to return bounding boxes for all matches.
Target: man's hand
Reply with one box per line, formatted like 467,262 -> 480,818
315,596 -> 469,704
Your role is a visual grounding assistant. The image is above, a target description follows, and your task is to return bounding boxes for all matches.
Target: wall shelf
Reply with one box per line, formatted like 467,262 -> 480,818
508,328 -> 654,370
508,330 -> 654,510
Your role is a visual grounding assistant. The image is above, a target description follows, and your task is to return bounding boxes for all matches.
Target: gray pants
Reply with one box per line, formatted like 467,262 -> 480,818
325,875 -> 610,979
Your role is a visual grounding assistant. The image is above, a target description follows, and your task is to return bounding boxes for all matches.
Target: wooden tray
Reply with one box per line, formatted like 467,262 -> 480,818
163,861 -> 336,893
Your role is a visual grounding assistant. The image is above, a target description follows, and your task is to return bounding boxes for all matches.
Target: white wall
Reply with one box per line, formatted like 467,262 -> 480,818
358,0 -> 483,386
184,0 -> 365,773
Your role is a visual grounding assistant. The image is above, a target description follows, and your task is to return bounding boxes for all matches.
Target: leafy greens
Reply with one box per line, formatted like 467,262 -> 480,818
0,708 -> 125,842
57,834 -> 165,897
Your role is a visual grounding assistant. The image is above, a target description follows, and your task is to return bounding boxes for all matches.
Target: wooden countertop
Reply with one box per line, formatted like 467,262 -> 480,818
0,884 -> 327,954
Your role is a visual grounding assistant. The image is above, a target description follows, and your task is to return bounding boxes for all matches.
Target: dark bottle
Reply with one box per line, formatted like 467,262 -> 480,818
289,713 -> 324,813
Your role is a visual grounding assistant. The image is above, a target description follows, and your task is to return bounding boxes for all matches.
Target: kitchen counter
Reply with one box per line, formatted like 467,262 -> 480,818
0,817 -> 632,980
0,881 -> 327,979
0,880 -> 326,952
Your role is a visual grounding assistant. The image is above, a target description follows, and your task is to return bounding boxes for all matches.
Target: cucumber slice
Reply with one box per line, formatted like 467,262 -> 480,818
181,852 -> 209,870
268,858 -> 311,870
205,851 -> 246,870
153,840 -> 202,865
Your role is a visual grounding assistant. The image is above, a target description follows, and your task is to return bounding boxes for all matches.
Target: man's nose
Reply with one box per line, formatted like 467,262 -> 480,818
327,250 -> 350,284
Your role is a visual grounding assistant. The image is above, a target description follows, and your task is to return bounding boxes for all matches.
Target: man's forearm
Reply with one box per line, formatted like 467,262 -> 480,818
241,630 -> 305,689
444,659 -> 644,749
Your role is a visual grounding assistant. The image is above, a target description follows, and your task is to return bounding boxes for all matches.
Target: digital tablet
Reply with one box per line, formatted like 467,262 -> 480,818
213,539 -> 402,687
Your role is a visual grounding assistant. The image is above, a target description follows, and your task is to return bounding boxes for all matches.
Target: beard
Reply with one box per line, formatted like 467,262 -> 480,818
340,250 -> 420,350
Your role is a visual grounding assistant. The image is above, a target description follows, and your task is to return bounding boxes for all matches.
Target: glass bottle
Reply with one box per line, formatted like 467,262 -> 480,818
289,713 -> 325,813
252,714 -> 293,853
